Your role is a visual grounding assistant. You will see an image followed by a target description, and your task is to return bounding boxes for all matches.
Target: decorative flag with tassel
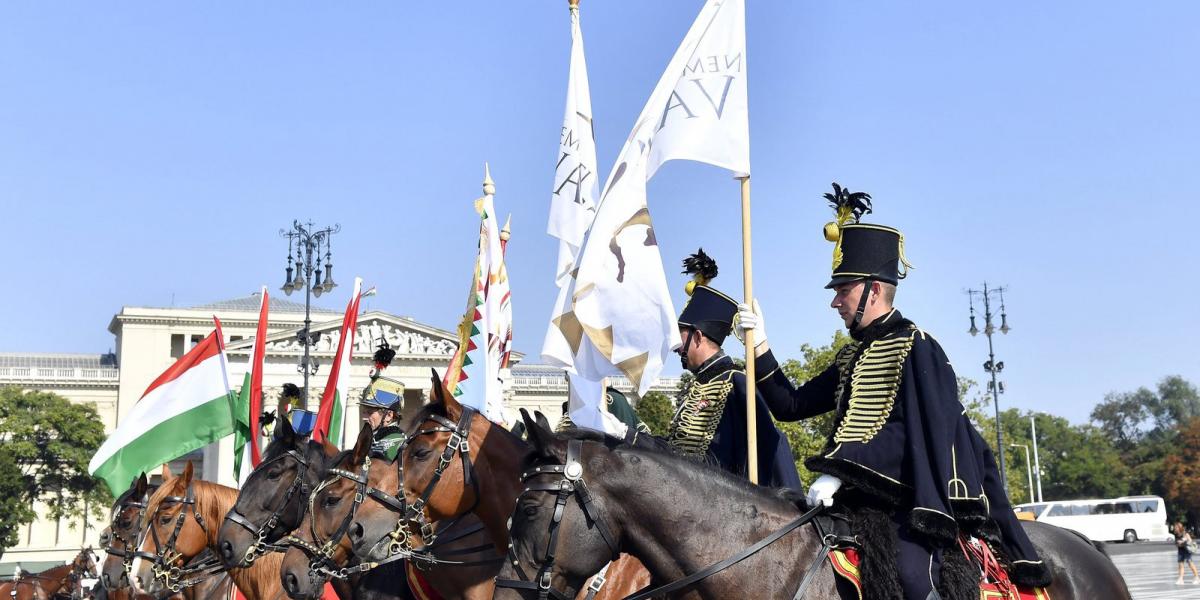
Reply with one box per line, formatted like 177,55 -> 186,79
314,277 -> 363,447
443,166 -> 511,424
233,287 -> 269,484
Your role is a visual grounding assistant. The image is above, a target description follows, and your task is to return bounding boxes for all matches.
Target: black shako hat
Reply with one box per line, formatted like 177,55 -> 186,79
678,249 -> 738,345
822,182 -> 911,289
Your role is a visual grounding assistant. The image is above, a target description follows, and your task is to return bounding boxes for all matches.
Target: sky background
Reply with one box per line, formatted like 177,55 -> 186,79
2,1 -> 1197,424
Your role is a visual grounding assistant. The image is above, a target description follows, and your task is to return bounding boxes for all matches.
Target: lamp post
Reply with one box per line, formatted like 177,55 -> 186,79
280,220 -> 340,409
1010,443 -> 1035,504
1030,415 -> 1044,502
967,282 -> 1011,496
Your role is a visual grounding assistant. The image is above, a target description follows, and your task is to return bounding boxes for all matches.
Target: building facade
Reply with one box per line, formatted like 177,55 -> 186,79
0,294 -> 680,570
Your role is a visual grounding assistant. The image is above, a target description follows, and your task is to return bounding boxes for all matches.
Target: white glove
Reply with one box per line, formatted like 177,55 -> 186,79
733,299 -> 767,347
806,475 -> 842,508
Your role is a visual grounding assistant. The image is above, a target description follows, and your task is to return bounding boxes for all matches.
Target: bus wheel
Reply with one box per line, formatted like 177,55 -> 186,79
1123,529 -> 1137,543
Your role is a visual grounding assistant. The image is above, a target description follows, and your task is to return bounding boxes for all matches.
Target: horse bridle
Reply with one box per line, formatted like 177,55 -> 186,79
102,494 -> 150,586
9,554 -> 95,600
221,447 -> 312,566
402,405 -> 482,549
495,439 -> 834,600
494,439 -> 619,600
286,453 -> 408,581
138,484 -> 225,593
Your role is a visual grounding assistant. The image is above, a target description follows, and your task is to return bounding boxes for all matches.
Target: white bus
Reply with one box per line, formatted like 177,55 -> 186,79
1014,495 -> 1170,543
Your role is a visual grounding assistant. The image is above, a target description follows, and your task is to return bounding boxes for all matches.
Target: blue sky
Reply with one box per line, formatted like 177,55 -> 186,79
1,1 -> 1196,424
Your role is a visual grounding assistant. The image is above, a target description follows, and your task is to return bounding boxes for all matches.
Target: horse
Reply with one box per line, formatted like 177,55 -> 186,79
216,415 -> 354,600
349,373 -> 650,600
133,462 -> 284,600
492,412 -> 1133,600
1,548 -> 98,600
280,425 -> 500,600
101,474 -> 157,592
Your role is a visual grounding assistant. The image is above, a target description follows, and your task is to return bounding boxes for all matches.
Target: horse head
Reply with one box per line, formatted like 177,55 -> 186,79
101,474 -> 152,590
493,410 -> 624,600
133,462 -> 209,595
218,411 -> 338,569
280,426 -> 393,600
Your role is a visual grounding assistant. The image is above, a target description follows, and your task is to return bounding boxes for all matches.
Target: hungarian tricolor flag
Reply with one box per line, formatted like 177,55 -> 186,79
313,277 -> 363,447
233,288 -> 269,484
89,318 -> 235,494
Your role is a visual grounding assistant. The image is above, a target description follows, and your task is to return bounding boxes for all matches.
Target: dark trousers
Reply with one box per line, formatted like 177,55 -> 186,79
894,511 -> 943,600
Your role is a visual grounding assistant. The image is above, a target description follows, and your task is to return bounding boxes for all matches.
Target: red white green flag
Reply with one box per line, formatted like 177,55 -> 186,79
233,287 -> 269,484
314,277 -> 362,448
89,318 -> 235,494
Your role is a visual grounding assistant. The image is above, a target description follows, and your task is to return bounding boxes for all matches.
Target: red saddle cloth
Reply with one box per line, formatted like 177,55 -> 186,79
828,540 -> 1052,600
405,561 -> 444,600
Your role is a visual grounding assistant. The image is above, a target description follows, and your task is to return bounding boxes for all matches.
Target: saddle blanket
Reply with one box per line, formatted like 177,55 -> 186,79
406,561 -> 444,600
829,548 -> 1052,600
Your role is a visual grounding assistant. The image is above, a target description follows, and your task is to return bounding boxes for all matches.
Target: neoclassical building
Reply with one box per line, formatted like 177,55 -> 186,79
0,294 -> 680,571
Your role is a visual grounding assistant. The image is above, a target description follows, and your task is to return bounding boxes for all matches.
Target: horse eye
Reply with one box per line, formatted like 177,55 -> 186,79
523,506 -> 538,517
267,469 -> 284,481
414,448 -> 432,461
159,515 -> 172,525
324,496 -> 342,507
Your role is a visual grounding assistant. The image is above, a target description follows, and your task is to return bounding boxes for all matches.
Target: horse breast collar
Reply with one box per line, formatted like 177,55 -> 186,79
221,447 -> 312,565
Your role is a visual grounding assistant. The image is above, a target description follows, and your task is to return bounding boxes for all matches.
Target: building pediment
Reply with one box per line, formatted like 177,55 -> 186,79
226,311 -> 459,358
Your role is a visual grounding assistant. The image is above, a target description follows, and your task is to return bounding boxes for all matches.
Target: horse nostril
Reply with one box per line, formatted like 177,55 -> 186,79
220,540 -> 235,561
284,572 -> 299,594
349,522 -> 364,542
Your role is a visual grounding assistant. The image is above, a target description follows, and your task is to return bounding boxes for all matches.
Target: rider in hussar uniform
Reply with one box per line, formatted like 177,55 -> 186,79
360,341 -> 407,461
736,184 -> 1051,600
670,250 -> 802,490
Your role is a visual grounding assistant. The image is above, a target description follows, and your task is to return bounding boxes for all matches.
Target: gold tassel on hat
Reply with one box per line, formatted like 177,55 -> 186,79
822,182 -> 873,271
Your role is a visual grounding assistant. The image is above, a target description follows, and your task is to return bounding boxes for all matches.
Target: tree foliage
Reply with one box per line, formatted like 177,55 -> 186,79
635,391 -> 675,437
774,331 -> 849,486
0,387 -> 111,559
1163,417 -> 1200,525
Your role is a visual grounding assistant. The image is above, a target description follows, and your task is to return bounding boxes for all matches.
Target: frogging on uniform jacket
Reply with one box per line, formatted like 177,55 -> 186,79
753,309 -> 1050,587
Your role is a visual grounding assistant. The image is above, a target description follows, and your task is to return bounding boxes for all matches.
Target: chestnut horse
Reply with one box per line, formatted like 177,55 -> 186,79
493,414 -> 1132,600
133,462 -> 284,600
348,374 -> 650,600
1,548 -> 98,600
280,426 -> 499,600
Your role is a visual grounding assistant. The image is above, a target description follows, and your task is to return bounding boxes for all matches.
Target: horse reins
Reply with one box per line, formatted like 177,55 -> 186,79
221,447 -> 312,566
495,438 -> 836,600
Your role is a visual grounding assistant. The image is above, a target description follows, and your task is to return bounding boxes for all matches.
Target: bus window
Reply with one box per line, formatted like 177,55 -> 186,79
1048,504 -> 1073,517
1136,500 -> 1160,513
1114,502 -> 1134,514
1072,505 -> 1093,516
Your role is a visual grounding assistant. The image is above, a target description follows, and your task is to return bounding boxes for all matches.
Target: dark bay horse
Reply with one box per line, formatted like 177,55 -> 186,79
349,375 -> 650,600
133,462 -> 284,600
493,414 -> 1132,600
1,548 -> 98,600
280,426 -> 497,600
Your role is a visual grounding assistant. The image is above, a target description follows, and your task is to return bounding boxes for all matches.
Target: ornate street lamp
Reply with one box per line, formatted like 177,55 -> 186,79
967,283 -> 1012,496
280,220 -> 340,409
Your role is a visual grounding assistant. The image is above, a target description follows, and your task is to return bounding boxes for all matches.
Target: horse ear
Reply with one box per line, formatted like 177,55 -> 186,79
320,438 -> 339,457
179,461 -> 194,487
534,411 -> 552,433
161,463 -> 173,479
274,408 -> 296,442
428,368 -> 462,420
522,409 -> 561,461
351,425 -> 374,466
134,473 -> 148,497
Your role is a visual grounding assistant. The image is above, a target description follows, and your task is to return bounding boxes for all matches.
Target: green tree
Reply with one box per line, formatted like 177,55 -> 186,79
1163,417 -> 1200,525
774,331 -> 850,486
0,387 -> 111,560
636,391 -> 675,437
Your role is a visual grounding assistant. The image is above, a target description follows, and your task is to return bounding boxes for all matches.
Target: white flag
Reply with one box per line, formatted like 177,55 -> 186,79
544,0 -> 749,396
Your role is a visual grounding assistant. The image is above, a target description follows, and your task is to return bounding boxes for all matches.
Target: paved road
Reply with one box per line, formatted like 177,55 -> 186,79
1110,541 -> 1200,599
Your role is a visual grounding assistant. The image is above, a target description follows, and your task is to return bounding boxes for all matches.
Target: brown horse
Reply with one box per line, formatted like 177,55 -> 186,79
280,426 -> 499,600
1,548 -> 98,600
493,414 -> 1133,600
348,374 -> 650,600
133,462 -> 284,600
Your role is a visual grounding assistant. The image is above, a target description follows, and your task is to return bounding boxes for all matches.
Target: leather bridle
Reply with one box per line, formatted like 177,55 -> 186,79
402,405 -> 482,549
221,447 -> 312,566
138,484 -> 225,593
494,439 -> 618,600
495,438 -> 834,600
102,492 -> 150,587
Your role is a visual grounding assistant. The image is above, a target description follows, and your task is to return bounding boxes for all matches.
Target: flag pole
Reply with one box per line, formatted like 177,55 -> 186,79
739,175 -> 758,484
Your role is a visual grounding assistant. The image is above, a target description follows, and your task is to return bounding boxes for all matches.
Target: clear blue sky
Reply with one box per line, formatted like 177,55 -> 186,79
2,2 -> 1196,424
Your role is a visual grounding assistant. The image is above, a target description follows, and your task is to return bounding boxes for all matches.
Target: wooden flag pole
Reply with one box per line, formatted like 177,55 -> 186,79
739,175 -> 759,485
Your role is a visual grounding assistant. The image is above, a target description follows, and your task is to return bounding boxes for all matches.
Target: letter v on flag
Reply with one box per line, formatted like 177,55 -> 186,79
89,318 -> 235,495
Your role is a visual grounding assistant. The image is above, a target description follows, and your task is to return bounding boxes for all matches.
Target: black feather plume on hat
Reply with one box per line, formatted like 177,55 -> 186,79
682,248 -> 718,295
281,383 -> 301,400
373,340 -> 396,372
824,182 -> 873,225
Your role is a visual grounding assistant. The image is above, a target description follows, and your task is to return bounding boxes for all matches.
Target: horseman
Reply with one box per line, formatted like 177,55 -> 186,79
361,341 -> 407,461
671,249 -> 802,490
735,184 -> 1051,600
554,386 -> 652,435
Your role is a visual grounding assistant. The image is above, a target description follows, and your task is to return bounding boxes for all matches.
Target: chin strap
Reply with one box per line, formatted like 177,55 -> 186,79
679,328 -> 697,370
850,279 -> 874,331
